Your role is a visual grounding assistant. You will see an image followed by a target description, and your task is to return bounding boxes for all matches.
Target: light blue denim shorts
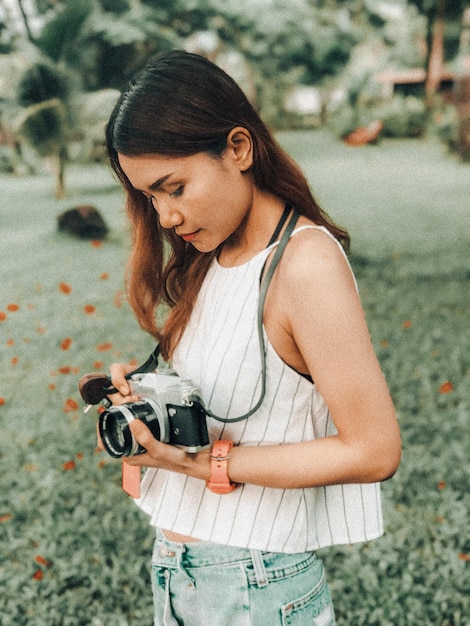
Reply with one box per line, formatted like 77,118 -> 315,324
151,529 -> 335,626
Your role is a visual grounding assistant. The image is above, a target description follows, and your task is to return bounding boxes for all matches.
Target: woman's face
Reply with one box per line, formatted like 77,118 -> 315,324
118,144 -> 254,253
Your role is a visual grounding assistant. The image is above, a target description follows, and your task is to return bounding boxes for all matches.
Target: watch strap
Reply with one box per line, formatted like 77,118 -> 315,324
206,440 -> 236,494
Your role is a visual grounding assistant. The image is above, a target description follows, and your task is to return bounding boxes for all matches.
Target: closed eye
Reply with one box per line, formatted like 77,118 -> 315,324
170,186 -> 184,198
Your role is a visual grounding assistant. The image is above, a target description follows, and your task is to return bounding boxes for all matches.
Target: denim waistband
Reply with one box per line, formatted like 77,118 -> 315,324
153,529 -> 317,588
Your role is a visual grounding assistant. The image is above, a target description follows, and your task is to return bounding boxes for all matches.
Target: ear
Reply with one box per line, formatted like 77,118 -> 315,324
226,127 -> 253,172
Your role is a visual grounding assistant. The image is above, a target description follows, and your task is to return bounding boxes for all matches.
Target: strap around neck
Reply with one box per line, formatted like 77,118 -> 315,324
267,204 -> 291,247
205,208 -> 300,423
125,209 -> 301,424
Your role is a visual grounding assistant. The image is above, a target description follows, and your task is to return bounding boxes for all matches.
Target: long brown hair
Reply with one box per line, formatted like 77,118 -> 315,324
106,50 -> 350,359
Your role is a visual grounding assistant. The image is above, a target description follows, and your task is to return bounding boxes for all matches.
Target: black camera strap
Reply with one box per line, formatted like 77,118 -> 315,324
205,206 -> 300,423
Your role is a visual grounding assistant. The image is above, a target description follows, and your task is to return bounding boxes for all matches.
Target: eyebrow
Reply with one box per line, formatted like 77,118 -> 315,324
148,173 -> 173,191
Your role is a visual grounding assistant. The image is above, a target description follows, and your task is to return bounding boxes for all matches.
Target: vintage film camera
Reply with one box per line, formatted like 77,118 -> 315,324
79,367 -> 209,458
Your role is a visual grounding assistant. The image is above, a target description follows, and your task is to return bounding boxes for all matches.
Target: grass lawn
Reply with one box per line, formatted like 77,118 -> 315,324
1,130 -> 469,625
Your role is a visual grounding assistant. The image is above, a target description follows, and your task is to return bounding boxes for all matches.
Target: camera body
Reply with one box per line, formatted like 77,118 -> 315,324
98,370 -> 209,458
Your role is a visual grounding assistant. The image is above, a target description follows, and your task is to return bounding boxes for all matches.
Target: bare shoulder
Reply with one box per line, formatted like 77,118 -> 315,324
279,221 -> 354,291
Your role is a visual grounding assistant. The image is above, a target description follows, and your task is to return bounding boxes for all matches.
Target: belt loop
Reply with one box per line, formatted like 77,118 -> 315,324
175,544 -> 196,588
250,549 -> 268,588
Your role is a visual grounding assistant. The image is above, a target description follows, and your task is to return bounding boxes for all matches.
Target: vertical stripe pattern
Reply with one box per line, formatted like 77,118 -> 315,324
136,226 -> 383,552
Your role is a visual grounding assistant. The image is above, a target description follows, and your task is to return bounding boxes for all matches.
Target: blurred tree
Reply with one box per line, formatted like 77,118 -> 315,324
16,61 -> 72,197
408,0 -> 470,107
35,0 -> 93,64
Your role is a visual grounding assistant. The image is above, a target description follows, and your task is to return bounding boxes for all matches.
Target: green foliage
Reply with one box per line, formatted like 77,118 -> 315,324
70,4 -> 178,91
17,99 -> 67,155
18,62 -> 70,107
99,0 -> 130,14
16,61 -> 73,195
432,103 -> 460,150
13,0 -> 467,130
35,0 -> 94,64
323,251 -> 470,625
370,95 -> 428,137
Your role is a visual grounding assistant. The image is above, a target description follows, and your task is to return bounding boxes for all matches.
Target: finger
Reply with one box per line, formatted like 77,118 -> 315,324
96,422 -> 105,451
124,420 -> 164,467
108,392 -> 139,407
109,362 -> 135,396
128,418 -> 158,451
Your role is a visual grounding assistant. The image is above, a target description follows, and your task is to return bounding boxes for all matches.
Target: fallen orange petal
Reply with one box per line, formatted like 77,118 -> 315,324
100,272 -> 109,280
35,555 -> 52,568
458,553 -> 470,561
113,291 -> 124,308
439,381 -> 454,394
0,312 -> 6,321
61,337 -> 73,351
64,398 -> 79,411
0,513 -> 13,523
62,460 -> 76,471
84,305 -> 96,315
32,570 -> 44,580
59,366 -> 72,374
91,240 -> 103,248
7,303 -> 19,312
402,320 -> 412,329
0,397 -> 6,406
59,282 -> 72,294
96,342 -> 113,352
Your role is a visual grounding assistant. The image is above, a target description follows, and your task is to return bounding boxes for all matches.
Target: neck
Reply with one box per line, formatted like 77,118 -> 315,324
218,193 -> 285,267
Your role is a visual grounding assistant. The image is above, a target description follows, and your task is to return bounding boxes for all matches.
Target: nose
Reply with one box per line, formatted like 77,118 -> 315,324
151,197 -> 183,230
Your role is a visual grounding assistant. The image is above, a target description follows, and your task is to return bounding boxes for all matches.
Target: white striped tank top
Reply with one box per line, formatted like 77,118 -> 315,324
135,225 -> 383,552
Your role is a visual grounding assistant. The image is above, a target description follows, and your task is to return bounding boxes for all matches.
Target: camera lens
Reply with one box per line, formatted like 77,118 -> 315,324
98,399 -> 167,458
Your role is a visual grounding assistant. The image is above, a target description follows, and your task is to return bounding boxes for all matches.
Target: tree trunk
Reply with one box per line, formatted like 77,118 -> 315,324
55,146 -> 68,199
425,0 -> 446,110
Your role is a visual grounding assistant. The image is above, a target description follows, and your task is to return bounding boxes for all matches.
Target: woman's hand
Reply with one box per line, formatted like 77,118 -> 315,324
123,419 -> 211,481
96,362 -> 139,452
103,362 -> 211,480
108,362 -> 140,406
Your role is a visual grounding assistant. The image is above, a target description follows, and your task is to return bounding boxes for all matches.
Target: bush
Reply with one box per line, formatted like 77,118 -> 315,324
432,104 -> 459,151
369,95 -> 427,138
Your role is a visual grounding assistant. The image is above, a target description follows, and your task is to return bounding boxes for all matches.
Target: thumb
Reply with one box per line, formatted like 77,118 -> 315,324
129,419 -> 157,449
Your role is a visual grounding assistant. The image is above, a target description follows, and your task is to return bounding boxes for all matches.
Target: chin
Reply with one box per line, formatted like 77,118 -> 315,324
191,241 -> 216,253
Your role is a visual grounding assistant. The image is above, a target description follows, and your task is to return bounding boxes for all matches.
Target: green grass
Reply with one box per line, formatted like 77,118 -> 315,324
1,131 -> 469,625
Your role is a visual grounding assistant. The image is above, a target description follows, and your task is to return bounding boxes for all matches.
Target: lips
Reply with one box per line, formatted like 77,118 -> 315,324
179,230 -> 199,242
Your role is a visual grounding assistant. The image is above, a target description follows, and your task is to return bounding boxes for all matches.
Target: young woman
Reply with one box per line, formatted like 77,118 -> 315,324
104,50 -> 401,625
